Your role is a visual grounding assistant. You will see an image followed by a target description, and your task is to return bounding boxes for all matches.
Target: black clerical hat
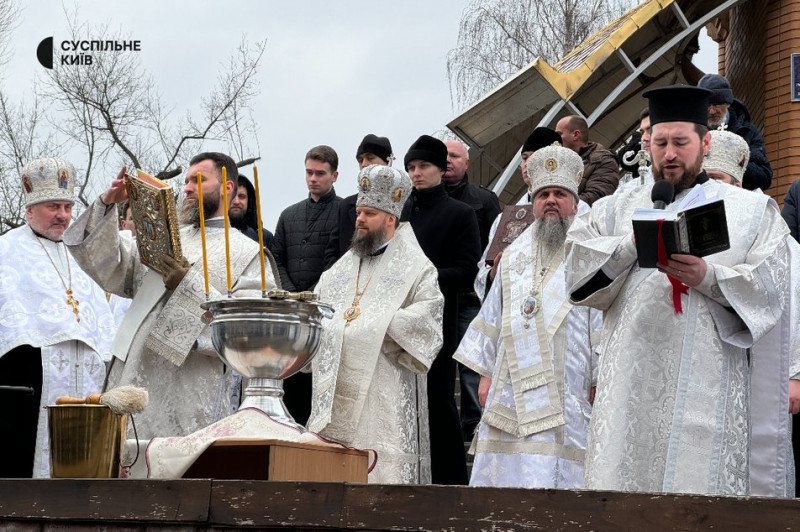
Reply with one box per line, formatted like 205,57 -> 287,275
356,134 -> 393,163
522,127 -> 561,153
642,85 -> 711,127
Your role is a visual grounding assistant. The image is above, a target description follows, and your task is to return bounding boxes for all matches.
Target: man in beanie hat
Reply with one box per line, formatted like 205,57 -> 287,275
65,153 -> 278,441
566,85 -> 789,496
455,145 -> 601,489
0,158 -> 117,478
324,134 -> 393,269
441,139 -> 501,441
697,73 -> 772,191
401,134 -> 481,485
308,165 -> 444,484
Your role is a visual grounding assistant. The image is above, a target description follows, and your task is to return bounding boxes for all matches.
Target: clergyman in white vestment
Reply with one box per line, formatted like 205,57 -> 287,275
64,152 -> 277,439
456,145 -> 601,489
0,157 -> 115,478
307,165 -> 444,484
566,86 -> 789,496
703,128 -> 797,497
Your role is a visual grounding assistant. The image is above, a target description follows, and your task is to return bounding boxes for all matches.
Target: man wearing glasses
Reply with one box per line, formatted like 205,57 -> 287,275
697,74 -> 772,191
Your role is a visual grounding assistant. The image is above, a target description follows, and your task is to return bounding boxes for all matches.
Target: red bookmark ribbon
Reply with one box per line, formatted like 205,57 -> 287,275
657,218 -> 689,314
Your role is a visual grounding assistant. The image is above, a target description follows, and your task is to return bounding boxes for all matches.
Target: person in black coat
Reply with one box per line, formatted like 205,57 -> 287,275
442,139 -> 501,441
782,178 -> 800,497
698,74 -> 772,191
323,134 -> 393,269
230,174 -> 274,250
270,145 -> 342,425
783,180 -> 800,242
401,135 -> 481,485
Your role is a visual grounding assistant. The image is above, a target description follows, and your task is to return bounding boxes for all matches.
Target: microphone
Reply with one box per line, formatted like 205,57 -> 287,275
651,180 -> 675,210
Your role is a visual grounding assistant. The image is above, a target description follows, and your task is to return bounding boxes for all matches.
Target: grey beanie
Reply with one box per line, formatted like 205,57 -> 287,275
697,74 -> 733,105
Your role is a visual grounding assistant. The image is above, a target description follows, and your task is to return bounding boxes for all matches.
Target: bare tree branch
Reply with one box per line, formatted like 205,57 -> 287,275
446,0 -> 635,112
0,5 -> 265,233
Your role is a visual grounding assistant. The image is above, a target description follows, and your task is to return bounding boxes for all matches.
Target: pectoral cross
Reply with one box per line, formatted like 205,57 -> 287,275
66,287 -> 81,322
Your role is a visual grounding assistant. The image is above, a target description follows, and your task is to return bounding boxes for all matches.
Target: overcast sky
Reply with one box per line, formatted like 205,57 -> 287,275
4,1 -> 718,230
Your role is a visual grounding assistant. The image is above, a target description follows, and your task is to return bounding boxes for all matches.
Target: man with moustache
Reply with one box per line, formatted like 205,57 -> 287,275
565,86 -> 789,496
324,134 -> 393,269
0,158 -> 116,478
401,134 -> 481,485
308,165 -> 444,484
64,152 -> 278,439
474,127 -> 562,302
230,173 -> 274,250
455,145 -> 601,488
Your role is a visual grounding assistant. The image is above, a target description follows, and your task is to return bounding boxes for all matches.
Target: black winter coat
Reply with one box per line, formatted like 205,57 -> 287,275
270,188 -> 341,291
445,173 -> 502,252
323,192 -> 357,269
782,180 -> 800,243
727,99 -> 772,191
401,184 -> 481,356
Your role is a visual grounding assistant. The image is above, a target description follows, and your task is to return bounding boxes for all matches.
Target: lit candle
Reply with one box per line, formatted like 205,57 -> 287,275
196,172 -> 210,298
221,166 -> 232,296
252,165 -> 267,296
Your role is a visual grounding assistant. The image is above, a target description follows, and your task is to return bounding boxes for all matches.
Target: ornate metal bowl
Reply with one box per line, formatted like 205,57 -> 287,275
201,297 -> 333,430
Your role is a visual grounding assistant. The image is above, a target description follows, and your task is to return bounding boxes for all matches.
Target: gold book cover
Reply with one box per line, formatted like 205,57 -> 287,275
124,169 -> 183,275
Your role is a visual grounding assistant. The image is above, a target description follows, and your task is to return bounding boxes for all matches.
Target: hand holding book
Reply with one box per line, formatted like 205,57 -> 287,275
123,169 -> 183,275
656,253 -> 708,287
631,184 -> 730,268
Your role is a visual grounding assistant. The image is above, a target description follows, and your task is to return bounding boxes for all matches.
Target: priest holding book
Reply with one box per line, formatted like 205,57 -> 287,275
565,85 -> 789,496
64,152 -> 279,440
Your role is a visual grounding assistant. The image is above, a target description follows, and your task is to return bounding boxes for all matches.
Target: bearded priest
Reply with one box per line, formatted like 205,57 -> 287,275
307,164 -> 444,484
64,153 -> 278,440
455,145 -> 601,488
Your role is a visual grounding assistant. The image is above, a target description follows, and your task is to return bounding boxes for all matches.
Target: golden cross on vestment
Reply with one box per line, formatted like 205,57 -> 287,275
66,287 -> 81,322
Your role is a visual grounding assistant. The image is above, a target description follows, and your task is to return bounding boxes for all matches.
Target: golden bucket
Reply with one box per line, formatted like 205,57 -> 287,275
48,404 -> 128,478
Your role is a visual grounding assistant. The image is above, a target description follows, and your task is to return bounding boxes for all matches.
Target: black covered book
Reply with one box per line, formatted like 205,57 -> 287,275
632,198 -> 729,268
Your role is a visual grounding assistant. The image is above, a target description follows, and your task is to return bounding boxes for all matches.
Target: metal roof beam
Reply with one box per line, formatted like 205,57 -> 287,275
585,0 -> 743,127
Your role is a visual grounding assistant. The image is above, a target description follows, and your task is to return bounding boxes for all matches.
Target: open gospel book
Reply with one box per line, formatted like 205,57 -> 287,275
124,169 -> 183,275
632,185 -> 730,268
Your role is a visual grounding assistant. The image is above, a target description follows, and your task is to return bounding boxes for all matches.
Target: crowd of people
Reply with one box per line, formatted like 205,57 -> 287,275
2,74 -> 798,500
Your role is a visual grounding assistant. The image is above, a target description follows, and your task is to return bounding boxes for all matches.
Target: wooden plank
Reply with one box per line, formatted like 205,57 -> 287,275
337,485 -> 800,531
0,480 -> 210,524
2,480 -> 800,530
209,480 -> 347,529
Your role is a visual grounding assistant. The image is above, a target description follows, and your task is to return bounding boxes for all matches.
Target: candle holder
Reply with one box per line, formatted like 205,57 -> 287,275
201,295 -> 333,432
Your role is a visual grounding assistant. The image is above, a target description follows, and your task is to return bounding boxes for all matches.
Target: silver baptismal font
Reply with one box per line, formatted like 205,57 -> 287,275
201,292 -> 333,432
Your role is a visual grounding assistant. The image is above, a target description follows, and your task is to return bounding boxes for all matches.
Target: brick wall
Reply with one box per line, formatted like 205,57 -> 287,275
721,0 -> 800,203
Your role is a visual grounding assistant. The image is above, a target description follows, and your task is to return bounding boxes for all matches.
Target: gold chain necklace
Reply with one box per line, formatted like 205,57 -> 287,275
343,257 -> 376,326
520,237 -> 561,329
36,237 -> 81,322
